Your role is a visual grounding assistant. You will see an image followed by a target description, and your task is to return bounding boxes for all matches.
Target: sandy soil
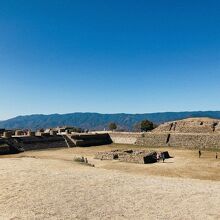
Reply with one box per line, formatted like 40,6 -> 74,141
0,145 -> 220,219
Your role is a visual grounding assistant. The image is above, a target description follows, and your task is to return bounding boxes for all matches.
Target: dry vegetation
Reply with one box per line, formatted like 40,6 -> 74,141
0,144 -> 219,219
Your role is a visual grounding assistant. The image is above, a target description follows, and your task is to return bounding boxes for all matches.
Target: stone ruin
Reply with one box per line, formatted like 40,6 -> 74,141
153,117 -> 220,133
135,117 -> 220,149
95,149 -> 172,164
0,132 -> 113,155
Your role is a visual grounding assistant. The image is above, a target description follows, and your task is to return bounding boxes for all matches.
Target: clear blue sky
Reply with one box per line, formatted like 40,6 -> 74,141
0,0 -> 220,120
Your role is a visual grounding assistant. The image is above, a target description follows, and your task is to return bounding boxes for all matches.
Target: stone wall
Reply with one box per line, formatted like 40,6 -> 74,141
109,132 -> 220,149
168,133 -> 220,149
94,151 -> 119,160
118,153 -> 157,164
109,132 -> 142,144
94,149 -> 158,164
0,138 -> 23,154
0,144 -> 11,155
135,133 -> 169,147
11,136 -> 67,151
71,133 -> 112,147
136,133 -> 220,149
0,139 -> 10,155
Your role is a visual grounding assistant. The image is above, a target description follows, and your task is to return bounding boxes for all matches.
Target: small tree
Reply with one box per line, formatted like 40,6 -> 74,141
140,120 -> 154,132
134,120 -> 154,132
109,122 -> 117,131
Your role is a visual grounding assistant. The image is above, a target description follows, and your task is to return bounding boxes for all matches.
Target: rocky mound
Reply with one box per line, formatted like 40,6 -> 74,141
95,149 -> 172,164
153,117 -> 220,133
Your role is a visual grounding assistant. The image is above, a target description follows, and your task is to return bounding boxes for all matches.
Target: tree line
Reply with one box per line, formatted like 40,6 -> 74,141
109,119 -> 156,132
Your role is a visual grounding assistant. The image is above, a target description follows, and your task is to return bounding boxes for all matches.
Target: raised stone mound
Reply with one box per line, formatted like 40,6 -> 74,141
153,117 -> 220,133
95,149 -> 170,164
119,151 -> 157,164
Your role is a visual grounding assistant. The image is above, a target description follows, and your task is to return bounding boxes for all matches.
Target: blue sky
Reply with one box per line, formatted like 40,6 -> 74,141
0,0 -> 220,120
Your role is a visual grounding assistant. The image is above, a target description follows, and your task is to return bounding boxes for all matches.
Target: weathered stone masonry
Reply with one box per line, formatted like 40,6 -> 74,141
134,133 -> 220,149
109,118 -> 220,149
109,132 -> 142,144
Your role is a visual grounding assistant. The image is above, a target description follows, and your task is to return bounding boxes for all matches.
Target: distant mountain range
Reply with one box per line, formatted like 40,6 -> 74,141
1,111 -> 220,131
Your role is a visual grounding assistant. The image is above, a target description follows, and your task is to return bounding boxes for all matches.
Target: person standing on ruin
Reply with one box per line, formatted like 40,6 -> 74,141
216,152 -> 218,159
199,150 -> 201,158
156,152 -> 160,161
162,153 -> 165,163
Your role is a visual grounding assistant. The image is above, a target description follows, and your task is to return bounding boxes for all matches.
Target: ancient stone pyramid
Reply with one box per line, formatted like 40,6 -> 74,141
152,117 -> 220,133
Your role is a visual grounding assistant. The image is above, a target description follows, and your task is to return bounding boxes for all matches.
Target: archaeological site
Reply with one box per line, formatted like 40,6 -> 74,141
1,117 -> 220,155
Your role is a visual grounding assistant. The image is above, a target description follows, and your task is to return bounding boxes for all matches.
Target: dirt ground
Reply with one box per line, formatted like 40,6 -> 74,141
0,144 -> 220,219
4,144 -> 220,181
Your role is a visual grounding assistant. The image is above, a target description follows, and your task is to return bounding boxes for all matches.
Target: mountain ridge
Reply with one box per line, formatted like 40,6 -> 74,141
1,111 -> 220,130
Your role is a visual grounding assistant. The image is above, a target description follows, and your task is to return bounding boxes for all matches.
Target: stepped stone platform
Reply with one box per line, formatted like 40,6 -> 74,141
153,117 -> 220,133
109,118 -> 220,149
15,136 -> 67,150
95,149 -> 171,164
70,133 -> 112,147
0,133 -> 113,155
0,136 -> 67,154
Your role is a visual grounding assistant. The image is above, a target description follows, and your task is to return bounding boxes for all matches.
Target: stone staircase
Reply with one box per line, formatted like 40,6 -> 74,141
66,133 -> 112,147
62,135 -> 76,147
